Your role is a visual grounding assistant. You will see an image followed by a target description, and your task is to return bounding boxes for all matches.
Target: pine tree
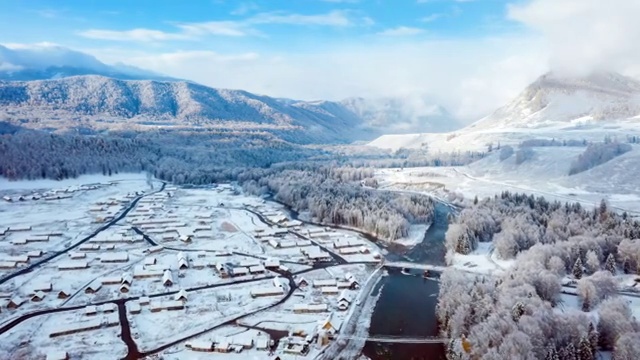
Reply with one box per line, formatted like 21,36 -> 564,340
446,339 -> 458,360
588,323 -> 599,356
578,336 -> 593,360
573,257 -> 584,279
545,345 -> 560,360
565,343 -> 577,360
605,253 -> 617,275
582,294 -> 591,312
512,302 -> 525,322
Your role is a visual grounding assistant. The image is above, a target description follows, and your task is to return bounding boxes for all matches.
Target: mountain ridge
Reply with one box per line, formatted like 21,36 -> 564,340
0,75 -> 460,144
368,71 -> 640,151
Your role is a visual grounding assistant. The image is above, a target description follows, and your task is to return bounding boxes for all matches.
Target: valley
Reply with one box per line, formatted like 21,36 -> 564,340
3,12 -> 640,359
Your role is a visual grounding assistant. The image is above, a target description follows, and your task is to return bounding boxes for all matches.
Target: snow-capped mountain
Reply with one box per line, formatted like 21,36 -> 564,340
468,71 -> 640,131
369,71 -> 640,151
0,44 -> 175,81
341,96 -> 460,133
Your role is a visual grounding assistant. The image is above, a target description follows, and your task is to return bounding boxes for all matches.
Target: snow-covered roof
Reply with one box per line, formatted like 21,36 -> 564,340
273,276 -> 288,289
249,265 -> 266,273
313,279 -> 336,287
163,269 -> 173,284
139,296 -> 150,305
100,252 -> 129,262
293,303 -> 328,312
121,272 -> 133,284
321,286 -> 339,294
31,291 -> 46,301
174,289 -> 188,301
231,267 -> 248,276
100,303 -> 117,312
187,340 -> 213,351
264,258 -> 280,267
250,287 -> 284,297
32,282 -> 52,292
45,350 -> 69,360
58,261 -> 89,270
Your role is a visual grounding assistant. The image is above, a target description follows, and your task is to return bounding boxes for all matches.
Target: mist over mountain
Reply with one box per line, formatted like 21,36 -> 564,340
341,96 -> 460,133
0,44 -> 176,81
369,71 -> 640,151
468,71 -> 640,131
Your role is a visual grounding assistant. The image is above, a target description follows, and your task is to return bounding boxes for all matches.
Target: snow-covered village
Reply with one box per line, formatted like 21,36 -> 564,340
0,174 -> 387,360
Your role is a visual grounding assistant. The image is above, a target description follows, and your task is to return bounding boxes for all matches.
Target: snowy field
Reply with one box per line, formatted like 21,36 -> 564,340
0,174 -> 383,359
376,145 -> 640,215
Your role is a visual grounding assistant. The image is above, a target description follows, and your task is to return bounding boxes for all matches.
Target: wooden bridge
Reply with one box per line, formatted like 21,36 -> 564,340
383,261 -> 446,273
342,334 -> 448,344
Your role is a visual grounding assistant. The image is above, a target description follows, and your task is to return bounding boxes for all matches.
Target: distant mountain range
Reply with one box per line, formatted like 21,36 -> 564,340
369,71 -> 640,151
0,45 -> 460,143
0,44 -> 175,81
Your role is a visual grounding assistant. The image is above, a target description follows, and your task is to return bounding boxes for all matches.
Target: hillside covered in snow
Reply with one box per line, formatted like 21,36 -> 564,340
369,72 -> 640,152
0,75 -> 461,144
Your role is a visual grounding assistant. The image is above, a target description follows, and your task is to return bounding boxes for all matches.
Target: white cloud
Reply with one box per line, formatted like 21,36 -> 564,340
508,0 -> 640,76
92,35 -> 547,121
250,10 -> 358,27
377,26 -> 425,36
79,28 -> 191,42
420,14 -> 443,22
78,10 -> 370,43
177,21 -> 252,37
231,2 -> 259,16
0,62 -> 23,71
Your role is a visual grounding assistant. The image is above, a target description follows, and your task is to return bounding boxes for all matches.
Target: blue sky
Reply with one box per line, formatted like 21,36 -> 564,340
0,0 -> 522,52
0,1 -> 636,121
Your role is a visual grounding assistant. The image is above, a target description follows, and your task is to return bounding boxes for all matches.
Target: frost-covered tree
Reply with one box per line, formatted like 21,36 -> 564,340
573,258 -> 584,279
597,297 -> 635,350
577,336 -> 593,360
587,322 -> 598,356
585,250 -> 600,274
612,332 -> 640,360
548,256 -> 566,276
545,346 -> 559,360
605,253 -> 617,275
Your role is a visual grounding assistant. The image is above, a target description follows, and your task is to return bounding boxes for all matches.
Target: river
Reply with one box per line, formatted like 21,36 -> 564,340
273,196 -> 453,360
363,202 -> 452,360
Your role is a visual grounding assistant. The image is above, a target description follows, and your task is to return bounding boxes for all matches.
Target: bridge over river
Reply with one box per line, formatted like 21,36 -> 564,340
382,261 -> 446,273
342,334 -> 448,344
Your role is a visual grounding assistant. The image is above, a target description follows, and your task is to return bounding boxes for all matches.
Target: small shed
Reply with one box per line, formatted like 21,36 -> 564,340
85,305 -> 98,316
119,283 -> 131,293
7,297 -> 25,309
85,281 -> 102,294
57,289 -> 72,299
174,289 -> 188,302
45,351 -> 69,360
31,291 -> 46,302
163,270 -> 174,287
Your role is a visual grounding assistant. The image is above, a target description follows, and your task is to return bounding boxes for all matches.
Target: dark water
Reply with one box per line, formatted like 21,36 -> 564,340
403,202 -> 452,266
363,273 -> 445,360
362,202 -> 453,360
269,195 -> 454,360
